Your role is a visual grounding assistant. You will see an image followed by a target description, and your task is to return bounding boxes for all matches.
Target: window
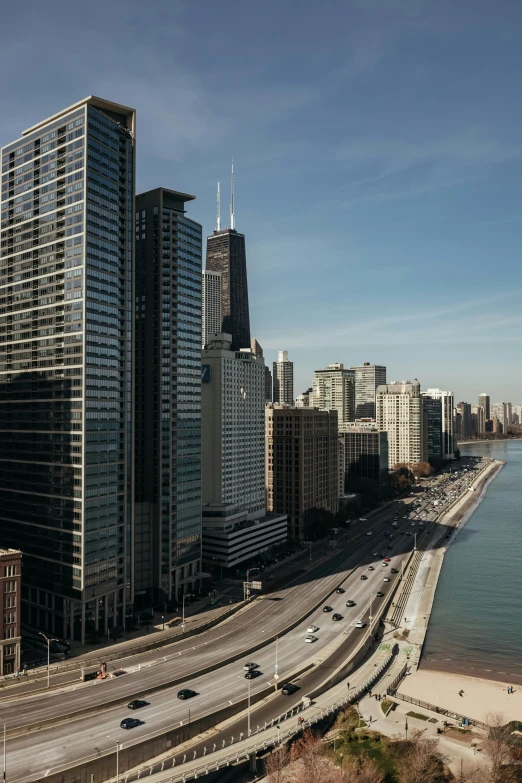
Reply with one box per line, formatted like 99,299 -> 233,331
5,582 -> 16,593
3,627 -> 14,639
4,565 -> 16,577
3,612 -> 15,625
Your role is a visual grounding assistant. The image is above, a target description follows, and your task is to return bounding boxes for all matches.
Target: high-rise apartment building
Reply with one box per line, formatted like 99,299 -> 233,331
350,363 -> 386,419
376,381 -> 425,467
273,350 -> 294,405
202,269 -> 221,348
338,425 -> 388,490
491,403 -> 509,433
266,405 -> 339,539
471,405 -> 485,435
0,97 -> 135,643
456,402 -> 473,438
0,548 -> 22,674
424,388 -> 454,459
250,338 -> 272,402
478,393 -> 490,421
296,388 -> 312,407
312,363 -> 355,423
421,395 -> 443,462
134,189 -> 203,606
205,169 -> 250,351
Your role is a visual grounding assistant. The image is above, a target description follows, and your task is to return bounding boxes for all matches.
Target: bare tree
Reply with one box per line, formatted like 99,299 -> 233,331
288,730 -> 340,783
340,754 -> 385,783
265,742 -> 291,783
481,711 -> 516,783
395,729 -> 448,783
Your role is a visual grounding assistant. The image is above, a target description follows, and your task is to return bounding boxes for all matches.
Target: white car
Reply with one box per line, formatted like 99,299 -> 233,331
392,522 -> 398,528
359,518 -> 368,522
382,562 -> 388,567
355,620 -> 366,628
243,662 -> 258,671
305,635 -> 317,643
366,531 -> 373,536
307,625 -> 319,633
383,577 -> 391,582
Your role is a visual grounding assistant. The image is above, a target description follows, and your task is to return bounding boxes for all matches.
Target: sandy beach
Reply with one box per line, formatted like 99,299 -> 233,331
399,668 -> 522,724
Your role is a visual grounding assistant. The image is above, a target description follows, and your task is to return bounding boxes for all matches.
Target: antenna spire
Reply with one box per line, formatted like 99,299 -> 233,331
216,182 -> 221,231
230,158 -> 235,230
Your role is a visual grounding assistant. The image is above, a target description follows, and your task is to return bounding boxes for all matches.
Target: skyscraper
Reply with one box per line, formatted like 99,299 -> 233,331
134,188 -> 203,605
0,97 -> 135,643
273,350 -> 294,405
350,363 -> 386,419
376,381 -> 425,467
456,402 -> 473,438
491,403 -> 509,433
424,389 -> 454,460
250,339 -> 272,402
205,167 -> 250,351
478,393 -> 490,421
202,269 -> 221,348
471,405 -> 485,435
312,363 -> 355,423
421,395 -> 443,462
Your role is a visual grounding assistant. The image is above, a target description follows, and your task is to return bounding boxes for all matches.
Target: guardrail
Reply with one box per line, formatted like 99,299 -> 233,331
386,663 -> 408,696
117,648 -> 398,783
393,692 -> 489,730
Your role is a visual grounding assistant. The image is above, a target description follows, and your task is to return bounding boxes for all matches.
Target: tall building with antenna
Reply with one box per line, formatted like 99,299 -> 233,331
205,163 -> 251,351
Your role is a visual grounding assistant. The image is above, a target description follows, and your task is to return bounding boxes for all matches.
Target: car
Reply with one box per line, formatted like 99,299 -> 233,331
360,574 -> 368,580
391,568 -> 398,574
307,624 -> 319,633
384,557 -> 390,562
245,669 -> 262,679
305,635 -> 317,643
392,522 -> 398,527
383,577 -> 390,582
372,551 -> 379,557
393,517 -> 398,521
355,620 -> 366,628
323,605 -> 333,612
388,535 -> 394,540
387,545 -> 393,549
281,682 -> 299,695
346,600 -> 356,607
359,518 -> 368,522
128,699 -> 148,710
177,689 -> 197,700
121,717 -> 143,729
332,613 -> 342,621
335,587 -> 345,594
382,562 -> 388,567
366,531 -> 373,536
368,565 -> 374,571
411,522 -> 415,526
376,591 -> 385,597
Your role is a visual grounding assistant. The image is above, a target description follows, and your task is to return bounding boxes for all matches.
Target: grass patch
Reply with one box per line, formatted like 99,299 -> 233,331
381,699 -> 393,714
330,732 -> 399,783
406,710 -> 429,721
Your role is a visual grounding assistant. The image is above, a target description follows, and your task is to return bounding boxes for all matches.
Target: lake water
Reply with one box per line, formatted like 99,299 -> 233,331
421,440 -> 522,684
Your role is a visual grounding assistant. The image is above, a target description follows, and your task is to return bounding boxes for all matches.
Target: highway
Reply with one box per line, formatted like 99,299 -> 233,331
2,459 -> 486,782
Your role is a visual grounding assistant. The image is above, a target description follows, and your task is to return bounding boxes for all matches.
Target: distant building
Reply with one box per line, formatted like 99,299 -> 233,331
0,549 -> 22,675
471,405 -> 486,435
456,402 -> 472,438
454,410 -> 462,438
376,380 -> 425,467
478,394 -> 490,421
296,388 -> 313,407
350,363 -> 386,419
265,405 -> 339,539
421,395 -> 443,462
273,351 -> 294,405
202,270 -> 222,348
491,403 -> 509,434
312,363 -> 355,423
424,389 -> 454,459
264,366 -> 273,403
512,405 -> 522,424
338,426 -> 388,492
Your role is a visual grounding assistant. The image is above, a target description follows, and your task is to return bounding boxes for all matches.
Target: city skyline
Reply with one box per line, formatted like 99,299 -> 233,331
2,1 -> 522,400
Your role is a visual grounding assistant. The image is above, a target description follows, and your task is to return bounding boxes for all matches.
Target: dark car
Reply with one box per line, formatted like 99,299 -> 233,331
177,689 -> 197,700
387,545 -> 393,550
391,568 -> 399,574
332,613 -> 342,621
376,591 -> 385,597
128,699 -> 148,710
281,683 -> 299,695
323,605 -> 333,612
335,587 -> 345,594
360,575 -> 368,580
346,600 -> 356,607
120,717 -> 143,730
245,669 -> 262,680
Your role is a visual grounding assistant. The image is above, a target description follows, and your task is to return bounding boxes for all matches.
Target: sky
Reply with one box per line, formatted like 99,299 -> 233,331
1,0 -> 521,403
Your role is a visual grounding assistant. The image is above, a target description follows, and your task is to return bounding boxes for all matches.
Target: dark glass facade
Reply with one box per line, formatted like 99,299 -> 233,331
0,98 -> 135,643
134,189 -> 202,605
422,396 -> 443,462
205,229 -> 250,351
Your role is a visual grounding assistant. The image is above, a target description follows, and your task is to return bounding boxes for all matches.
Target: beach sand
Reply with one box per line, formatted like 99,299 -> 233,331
399,668 -> 522,724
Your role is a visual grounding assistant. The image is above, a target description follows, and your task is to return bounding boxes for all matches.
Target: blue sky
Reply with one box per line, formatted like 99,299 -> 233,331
2,0 -> 521,403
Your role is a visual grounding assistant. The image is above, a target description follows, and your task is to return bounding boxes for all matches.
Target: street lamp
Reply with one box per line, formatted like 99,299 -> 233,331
1,719 -> 6,783
368,594 -> 374,631
182,593 -> 194,634
247,677 -> 251,736
414,533 -> 417,552
161,615 -> 165,631
245,568 -> 259,601
108,738 -> 120,783
39,632 -> 58,688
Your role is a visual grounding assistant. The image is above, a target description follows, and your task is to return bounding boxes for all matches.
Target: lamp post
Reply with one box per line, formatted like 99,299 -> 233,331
39,632 -> 58,688
274,636 -> 279,683
369,594 -> 374,631
108,738 -> 120,783
245,568 -> 258,601
161,615 -> 165,631
414,533 -> 417,552
1,719 -> 6,783
247,677 -> 251,736
182,593 -> 194,634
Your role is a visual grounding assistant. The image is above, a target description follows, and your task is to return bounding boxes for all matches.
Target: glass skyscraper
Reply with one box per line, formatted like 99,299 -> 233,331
205,228 -> 250,351
134,189 -> 202,605
0,97 -> 135,644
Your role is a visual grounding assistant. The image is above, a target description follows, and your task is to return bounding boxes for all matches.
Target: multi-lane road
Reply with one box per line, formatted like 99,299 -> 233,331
1,460 -> 485,781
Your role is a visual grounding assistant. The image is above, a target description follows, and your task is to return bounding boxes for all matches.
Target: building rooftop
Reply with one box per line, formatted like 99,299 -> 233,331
22,95 -> 136,136
0,548 -> 22,556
